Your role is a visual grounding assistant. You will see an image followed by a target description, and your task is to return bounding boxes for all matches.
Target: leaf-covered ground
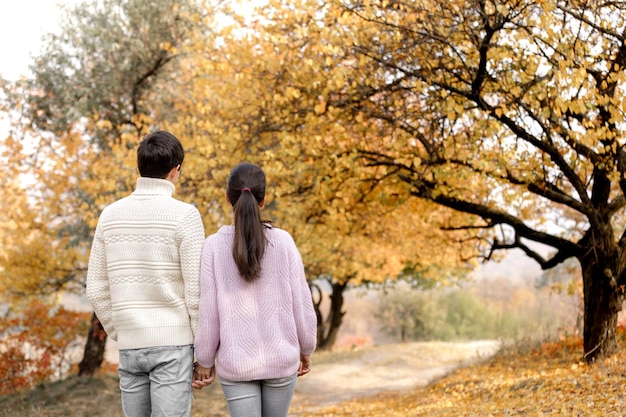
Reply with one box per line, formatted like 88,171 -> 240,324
2,336 -> 625,416
295,336 -> 626,416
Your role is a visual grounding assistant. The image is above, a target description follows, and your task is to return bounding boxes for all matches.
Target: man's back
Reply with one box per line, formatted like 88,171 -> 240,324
86,177 -> 204,350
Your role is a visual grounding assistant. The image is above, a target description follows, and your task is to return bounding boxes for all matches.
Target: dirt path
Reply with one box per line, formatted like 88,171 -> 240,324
289,340 -> 500,414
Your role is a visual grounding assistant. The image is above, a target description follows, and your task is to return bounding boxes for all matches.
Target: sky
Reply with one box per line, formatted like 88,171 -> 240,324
0,1 -> 79,81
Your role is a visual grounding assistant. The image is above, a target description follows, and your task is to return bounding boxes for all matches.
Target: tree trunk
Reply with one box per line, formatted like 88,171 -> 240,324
315,281 -> 347,351
78,313 -> 107,376
580,254 -> 621,363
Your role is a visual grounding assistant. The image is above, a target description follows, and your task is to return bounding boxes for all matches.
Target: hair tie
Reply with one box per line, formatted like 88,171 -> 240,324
241,187 -> 251,193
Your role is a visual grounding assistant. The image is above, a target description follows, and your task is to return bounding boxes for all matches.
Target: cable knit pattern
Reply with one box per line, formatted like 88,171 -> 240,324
86,177 -> 205,350
195,225 -> 317,381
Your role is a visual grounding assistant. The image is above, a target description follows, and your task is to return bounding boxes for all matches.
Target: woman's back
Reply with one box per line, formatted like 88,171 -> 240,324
196,225 -> 317,382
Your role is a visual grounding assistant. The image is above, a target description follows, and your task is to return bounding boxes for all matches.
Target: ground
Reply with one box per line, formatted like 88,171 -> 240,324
289,340 -> 500,415
0,340 -> 500,417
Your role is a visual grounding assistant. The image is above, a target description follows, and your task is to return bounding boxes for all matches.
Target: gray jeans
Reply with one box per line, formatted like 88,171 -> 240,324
219,373 -> 298,417
118,344 -> 194,417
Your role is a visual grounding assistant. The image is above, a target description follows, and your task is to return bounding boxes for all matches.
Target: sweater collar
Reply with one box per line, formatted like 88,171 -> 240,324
133,177 -> 175,197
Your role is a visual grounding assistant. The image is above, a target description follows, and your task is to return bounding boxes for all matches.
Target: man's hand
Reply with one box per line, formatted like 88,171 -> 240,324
192,363 -> 215,390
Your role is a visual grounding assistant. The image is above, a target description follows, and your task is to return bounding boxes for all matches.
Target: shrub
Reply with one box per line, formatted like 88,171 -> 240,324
0,297 -> 90,395
374,282 -> 575,343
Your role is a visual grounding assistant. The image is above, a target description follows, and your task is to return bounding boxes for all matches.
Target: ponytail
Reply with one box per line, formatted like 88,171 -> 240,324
227,163 -> 267,282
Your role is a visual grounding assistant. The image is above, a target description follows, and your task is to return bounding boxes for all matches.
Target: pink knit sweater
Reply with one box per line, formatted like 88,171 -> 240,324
194,225 -> 317,381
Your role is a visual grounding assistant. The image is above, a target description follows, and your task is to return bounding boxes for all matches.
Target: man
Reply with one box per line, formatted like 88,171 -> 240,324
86,130 -> 205,417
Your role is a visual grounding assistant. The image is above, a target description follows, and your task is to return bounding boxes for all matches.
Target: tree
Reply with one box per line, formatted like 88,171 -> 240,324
303,0 -> 626,362
0,0 -> 209,375
375,283 -> 440,342
164,0 -> 477,349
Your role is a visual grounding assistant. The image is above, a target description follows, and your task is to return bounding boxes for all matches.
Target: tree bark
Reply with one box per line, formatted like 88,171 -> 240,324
315,281 -> 347,351
580,249 -> 622,363
78,313 -> 107,376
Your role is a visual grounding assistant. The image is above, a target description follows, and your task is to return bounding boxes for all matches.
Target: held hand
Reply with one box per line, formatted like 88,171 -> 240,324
192,363 -> 215,390
298,354 -> 311,377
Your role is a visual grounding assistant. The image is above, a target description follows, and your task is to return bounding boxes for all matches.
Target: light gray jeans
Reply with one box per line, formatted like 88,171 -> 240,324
118,344 -> 194,417
219,373 -> 298,417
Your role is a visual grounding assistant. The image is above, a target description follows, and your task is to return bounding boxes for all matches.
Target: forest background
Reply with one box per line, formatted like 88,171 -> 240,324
3,0 -> 626,409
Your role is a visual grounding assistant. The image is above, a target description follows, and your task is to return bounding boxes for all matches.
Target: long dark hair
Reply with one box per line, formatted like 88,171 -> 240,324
227,162 -> 267,282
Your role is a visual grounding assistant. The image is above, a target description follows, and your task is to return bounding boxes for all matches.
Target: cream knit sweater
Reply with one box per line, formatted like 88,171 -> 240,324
86,177 -> 205,350
195,225 -> 317,381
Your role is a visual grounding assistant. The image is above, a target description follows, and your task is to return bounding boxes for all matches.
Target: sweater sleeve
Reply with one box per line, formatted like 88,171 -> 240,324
85,221 -> 117,341
288,237 -> 318,355
194,239 -> 221,368
179,206 -> 205,338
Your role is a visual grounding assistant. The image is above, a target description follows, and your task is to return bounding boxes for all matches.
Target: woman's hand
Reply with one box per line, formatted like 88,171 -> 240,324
298,354 -> 311,377
192,363 -> 215,389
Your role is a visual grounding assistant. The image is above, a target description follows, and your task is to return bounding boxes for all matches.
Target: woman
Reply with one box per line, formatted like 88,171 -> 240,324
193,162 -> 317,417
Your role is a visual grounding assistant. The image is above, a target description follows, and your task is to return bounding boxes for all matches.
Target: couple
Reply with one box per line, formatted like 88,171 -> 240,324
85,130 -> 317,417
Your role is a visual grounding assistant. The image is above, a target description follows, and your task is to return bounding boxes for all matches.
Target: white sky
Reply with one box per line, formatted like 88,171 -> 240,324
0,0 -> 255,81
0,1 -> 79,81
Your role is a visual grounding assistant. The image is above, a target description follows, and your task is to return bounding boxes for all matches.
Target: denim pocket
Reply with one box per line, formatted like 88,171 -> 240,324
118,350 -> 141,389
150,346 -> 185,384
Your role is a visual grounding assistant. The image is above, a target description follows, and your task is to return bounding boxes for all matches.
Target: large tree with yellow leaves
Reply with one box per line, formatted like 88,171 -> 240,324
295,0 -> 626,362
184,0 -> 626,361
